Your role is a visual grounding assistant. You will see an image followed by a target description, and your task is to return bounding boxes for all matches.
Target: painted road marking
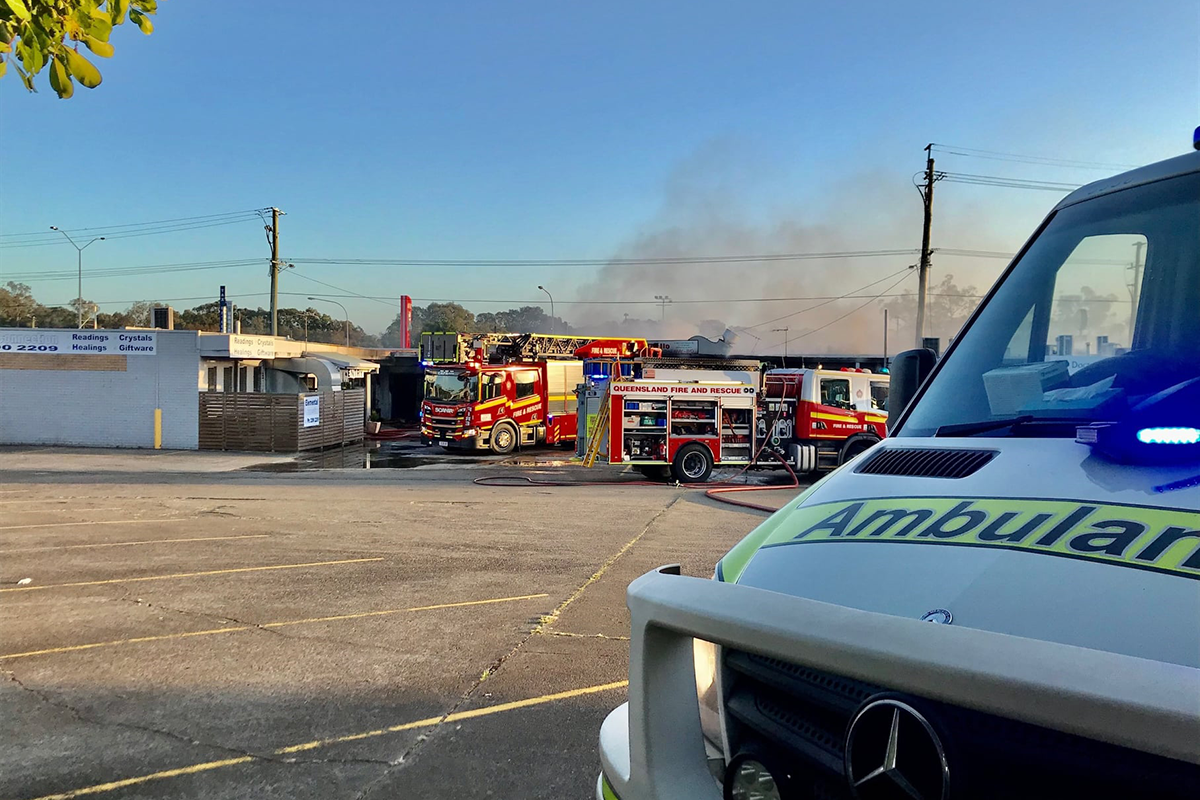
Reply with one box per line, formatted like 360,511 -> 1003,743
0,519 -> 184,533
25,680 -> 628,800
0,534 -> 270,554
0,557 -> 384,594
0,593 -> 550,660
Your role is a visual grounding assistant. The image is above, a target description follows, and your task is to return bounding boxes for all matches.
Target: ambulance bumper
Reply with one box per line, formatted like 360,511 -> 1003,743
599,565 -> 1200,800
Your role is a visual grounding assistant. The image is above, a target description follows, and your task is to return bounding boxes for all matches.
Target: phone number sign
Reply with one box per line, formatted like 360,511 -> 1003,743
0,330 -> 157,355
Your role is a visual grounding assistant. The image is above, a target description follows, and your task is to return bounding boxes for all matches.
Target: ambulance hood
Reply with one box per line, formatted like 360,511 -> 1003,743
721,438 -> 1200,669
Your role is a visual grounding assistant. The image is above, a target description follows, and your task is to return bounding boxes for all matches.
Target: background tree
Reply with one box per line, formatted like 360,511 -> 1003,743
0,281 -> 38,326
0,0 -> 160,98
474,305 -> 569,334
881,272 -> 981,346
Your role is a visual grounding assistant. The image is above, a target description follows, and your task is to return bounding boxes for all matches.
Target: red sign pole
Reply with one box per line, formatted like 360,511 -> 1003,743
399,295 -> 413,349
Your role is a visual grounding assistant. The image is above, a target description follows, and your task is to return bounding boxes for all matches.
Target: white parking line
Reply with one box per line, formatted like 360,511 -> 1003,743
0,518 -> 185,533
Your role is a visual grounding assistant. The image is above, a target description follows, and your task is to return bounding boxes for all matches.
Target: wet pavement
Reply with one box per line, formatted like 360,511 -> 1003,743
243,440 -> 567,472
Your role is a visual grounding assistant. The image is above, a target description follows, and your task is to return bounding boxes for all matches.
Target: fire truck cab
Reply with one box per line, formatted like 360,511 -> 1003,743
420,333 -> 646,454
421,360 -> 581,453
761,367 -> 889,471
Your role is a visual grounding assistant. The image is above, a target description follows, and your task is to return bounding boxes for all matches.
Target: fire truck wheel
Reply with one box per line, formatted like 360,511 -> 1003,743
672,443 -> 714,484
839,435 -> 879,465
490,422 -> 518,455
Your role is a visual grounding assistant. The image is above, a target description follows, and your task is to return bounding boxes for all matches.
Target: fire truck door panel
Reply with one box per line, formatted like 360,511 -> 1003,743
818,377 -> 853,410
510,370 -> 542,423
545,361 -> 583,415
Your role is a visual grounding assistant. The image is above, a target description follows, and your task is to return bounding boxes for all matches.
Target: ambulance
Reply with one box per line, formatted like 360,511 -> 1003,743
598,144 -> 1200,799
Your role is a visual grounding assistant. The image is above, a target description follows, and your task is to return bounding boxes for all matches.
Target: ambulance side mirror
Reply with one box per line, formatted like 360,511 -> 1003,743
888,348 -> 937,419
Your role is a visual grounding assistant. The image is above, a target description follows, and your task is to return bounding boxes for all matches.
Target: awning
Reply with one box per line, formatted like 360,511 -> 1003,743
311,355 -> 381,379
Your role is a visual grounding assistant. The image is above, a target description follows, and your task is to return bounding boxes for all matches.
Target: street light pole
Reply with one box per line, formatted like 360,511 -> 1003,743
50,227 -> 104,328
537,285 -> 555,333
308,297 -> 350,346
654,295 -> 671,322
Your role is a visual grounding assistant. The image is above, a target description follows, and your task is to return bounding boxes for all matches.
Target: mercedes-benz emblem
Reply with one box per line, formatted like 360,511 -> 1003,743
920,608 -> 953,625
845,698 -> 950,800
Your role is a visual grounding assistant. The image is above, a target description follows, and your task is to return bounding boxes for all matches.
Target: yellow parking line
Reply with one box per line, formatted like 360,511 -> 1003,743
277,680 -> 628,753
0,593 -> 550,660
0,518 -> 183,533
0,534 -> 270,554
0,557 -> 384,593
261,593 -> 551,629
26,681 -> 628,800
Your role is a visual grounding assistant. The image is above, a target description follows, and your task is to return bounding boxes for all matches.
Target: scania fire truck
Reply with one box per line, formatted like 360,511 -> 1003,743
420,333 -> 644,454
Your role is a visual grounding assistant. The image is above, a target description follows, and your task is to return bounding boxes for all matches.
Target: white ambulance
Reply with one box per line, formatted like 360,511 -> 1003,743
598,144 -> 1200,799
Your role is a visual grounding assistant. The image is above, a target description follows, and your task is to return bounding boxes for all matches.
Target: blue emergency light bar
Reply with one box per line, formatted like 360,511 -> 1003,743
1137,427 -> 1200,445
1194,126 -> 1200,151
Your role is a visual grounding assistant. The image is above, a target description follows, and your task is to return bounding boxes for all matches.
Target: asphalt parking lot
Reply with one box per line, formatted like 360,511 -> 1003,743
0,447 -> 801,800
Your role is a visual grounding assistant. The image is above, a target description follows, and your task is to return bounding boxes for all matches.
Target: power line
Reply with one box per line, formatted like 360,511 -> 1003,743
940,171 -> 1081,192
288,268 -> 398,308
0,215 -> 265,249
762,271 -> 915,351
0,209 -> 267,242
1,258 -> 265,283
748,267 -> 915,329
930,144 -> 1138,171
288,249 -> 919,268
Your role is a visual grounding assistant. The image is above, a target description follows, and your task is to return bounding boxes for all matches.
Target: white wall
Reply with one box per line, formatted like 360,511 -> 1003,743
0,329 -> 201,449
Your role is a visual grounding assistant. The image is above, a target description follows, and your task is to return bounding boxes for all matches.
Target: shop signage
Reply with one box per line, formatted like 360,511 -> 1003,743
0,330 -> 156,355
303,395 -> 321,427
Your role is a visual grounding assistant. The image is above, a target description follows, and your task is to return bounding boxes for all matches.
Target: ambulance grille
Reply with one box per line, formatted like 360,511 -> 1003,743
855,447 -> 996,478
721,650 -> 1200,799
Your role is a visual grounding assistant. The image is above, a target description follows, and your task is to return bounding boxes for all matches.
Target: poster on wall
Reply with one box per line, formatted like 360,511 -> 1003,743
303,395 -> 321,427
0,330 -> 156,355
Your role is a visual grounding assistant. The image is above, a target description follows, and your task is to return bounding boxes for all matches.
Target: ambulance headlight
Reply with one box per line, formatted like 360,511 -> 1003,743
724,752 -> 791,800
693,639 -> 724,753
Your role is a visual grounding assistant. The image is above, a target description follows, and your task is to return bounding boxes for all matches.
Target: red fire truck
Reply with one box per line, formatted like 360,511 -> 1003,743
419,333 -> 645,454
581,366 -> 889,482
603,377 -> 759,482
760,367 -> 889,471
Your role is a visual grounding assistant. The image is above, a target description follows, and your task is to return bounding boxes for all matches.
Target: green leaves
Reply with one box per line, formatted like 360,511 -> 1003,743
3,0 -> 32,23
48,55 -> 71,98
84,34 -> 112,57
64,46 -> 100,86
128,7 -> 151,34
2,0 -> 162,97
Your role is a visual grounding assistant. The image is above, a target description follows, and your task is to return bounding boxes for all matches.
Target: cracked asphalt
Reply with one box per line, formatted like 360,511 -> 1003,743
0,449 -> 799,800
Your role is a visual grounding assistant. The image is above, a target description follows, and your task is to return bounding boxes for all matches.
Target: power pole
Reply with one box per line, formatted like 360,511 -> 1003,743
654,295 -> 671,321
1129,240 -> 1145,343
883,308 -> 889,362
268,208 -> 283,336
915,144 -> 938,348
771,327 -> 789,367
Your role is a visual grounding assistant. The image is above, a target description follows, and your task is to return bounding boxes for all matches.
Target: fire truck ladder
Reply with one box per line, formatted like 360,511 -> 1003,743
582,381 -> 614,468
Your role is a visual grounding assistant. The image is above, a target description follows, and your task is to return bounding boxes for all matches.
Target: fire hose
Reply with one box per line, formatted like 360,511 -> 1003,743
473,407 -> 801,514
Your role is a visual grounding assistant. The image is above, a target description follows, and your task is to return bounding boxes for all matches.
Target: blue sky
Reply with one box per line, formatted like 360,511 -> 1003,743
1,1 -> 1196,345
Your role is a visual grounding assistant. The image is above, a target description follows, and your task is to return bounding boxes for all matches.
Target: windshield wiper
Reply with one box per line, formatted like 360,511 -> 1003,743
934,415 -> 1099,438
935,415 -> 1034,437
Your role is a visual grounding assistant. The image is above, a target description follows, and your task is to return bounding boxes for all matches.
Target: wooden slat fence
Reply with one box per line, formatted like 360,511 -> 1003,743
199,389 -> 365,452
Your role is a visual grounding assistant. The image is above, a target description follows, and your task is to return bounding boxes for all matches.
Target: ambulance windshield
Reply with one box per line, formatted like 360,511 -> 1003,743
424,370 -> 478,403
901,171 -> 1200,438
